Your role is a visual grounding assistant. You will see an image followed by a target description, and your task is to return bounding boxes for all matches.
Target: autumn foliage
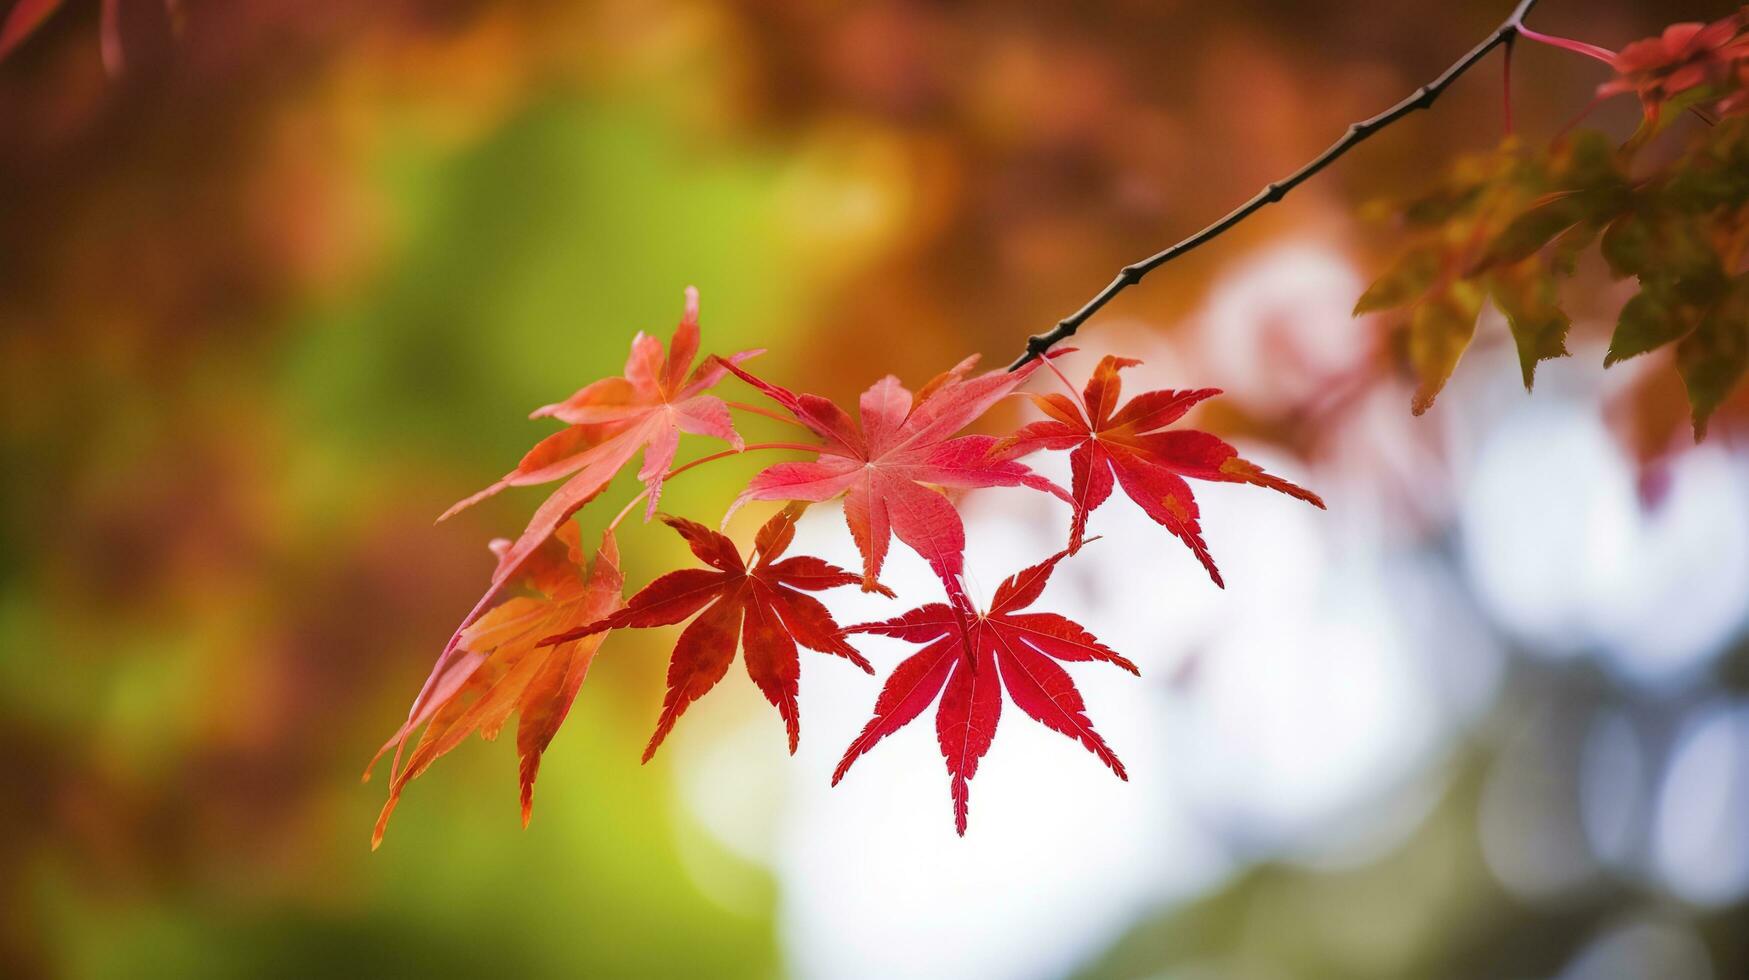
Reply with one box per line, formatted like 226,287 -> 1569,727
360,291 -> 1321,840
345,4 -> 1749,842
1362,6 -> 1749,434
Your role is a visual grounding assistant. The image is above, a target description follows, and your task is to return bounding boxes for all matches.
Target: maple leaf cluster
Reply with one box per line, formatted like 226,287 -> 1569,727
1359,9 -> 1749,435
369,292 -> 1322,840
357,6 -> 1749,847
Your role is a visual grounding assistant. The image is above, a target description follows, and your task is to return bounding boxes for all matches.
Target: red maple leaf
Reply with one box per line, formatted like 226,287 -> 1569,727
832,548 -> 1136,834
542,505 -> 874,760
715,354 -> 1069,595
366,521 -> 624,848
410,289 -> 758,737
441,287 -> 755,524
994,355 -> 1323,587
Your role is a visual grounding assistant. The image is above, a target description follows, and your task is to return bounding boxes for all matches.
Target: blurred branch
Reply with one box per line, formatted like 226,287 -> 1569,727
1009,0 -> 1545,370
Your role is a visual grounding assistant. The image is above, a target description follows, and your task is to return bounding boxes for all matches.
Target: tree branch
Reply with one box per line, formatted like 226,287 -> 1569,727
1008,0 -> 1544,370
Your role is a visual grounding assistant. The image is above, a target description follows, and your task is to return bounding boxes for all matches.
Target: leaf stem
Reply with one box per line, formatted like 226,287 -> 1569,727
1008,0 -> 1546,371
603,441 -> 825,532
1039,352 -> 1085,406
1502,33 -> 1516,136
726,400 -> 808,428
1515,25 -> 1616,64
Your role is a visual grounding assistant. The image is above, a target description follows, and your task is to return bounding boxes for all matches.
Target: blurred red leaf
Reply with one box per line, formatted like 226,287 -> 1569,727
0,0 -> 178,74
1599,10 -> 1749,123
0,0 -> 64,61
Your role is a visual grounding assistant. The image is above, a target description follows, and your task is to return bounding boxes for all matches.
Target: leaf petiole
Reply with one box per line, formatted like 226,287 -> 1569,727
1515,24 -> 1616,64
604,441 -> 826,532
1038,351 -> 1086,409
726,400 -> 811,428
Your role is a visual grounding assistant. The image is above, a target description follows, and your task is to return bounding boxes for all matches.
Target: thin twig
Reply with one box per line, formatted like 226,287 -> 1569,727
1008,0 -> 1544,371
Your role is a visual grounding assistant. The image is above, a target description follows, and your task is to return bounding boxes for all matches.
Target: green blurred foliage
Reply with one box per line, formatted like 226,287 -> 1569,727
0,14 -> 801,972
